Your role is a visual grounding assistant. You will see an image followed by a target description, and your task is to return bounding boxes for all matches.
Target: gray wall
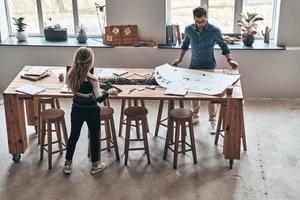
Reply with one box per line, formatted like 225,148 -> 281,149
1,0 -> 300,98
277,0 -> 300,46
106,0 -> 166,43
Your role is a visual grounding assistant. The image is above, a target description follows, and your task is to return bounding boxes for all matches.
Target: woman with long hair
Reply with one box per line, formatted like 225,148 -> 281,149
64,47 -> 110,175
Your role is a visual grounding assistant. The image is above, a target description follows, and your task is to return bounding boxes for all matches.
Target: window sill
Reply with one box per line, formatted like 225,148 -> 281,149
0,36 -> 113,48
158,40 -> 285,50
0,37 -> 285,50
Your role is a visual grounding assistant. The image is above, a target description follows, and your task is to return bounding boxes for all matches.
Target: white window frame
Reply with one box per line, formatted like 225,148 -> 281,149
167,0 -> 277,36
4,0 -> 102,37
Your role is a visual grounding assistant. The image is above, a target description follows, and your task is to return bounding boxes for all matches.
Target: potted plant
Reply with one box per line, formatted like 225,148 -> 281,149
76,25 -> 88,43
261,26 -> 271,43
44,18 -> 68,41
238,12 -> 263,47
12,17 -> 27,42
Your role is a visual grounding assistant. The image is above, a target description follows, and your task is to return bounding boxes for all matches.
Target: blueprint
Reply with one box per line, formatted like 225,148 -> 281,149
155,63 -> 240,95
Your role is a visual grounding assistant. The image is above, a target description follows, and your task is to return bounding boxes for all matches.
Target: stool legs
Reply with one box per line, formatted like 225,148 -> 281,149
119,99 -> 126,137
164,116 -> 197,169
173,122 -> 180,169
47,121 -> 52,169
155,100 -> 164,136
109,115 -> 120,160
189,118 -> 197,164
40,115 -> 68,170
124,115 -> 150,165
119,99 -> 149,138
142,117 -> 150,164
124,117 -> 131,165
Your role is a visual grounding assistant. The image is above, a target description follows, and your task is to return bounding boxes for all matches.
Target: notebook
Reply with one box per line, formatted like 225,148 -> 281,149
60,84 -> 72,93
24,66 -> 49,76
20,72 -> 50,81
15,85 -> 45,95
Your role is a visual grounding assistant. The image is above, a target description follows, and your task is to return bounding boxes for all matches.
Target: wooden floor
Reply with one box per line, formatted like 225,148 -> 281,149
0,99 -> 299,200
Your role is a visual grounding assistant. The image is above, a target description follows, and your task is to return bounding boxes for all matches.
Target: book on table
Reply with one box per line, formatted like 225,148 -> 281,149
24,66 -> 49,76
15,85 -> 45,95
20,72 -> 50,81
164,87 -> 187,96
60,84 -> 72,93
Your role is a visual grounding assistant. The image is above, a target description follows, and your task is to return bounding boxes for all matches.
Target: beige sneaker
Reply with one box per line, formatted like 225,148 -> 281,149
192,112 -> 199,124
89,163 -> 107,175
63,161 -> 72,175
209,121 -> 217,135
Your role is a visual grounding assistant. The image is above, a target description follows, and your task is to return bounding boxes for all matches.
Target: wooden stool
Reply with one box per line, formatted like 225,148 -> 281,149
40,108 -> 68,169
163,108 -> 197,169
214,103 -> 247,151
37,97 -> 60,144
154,100 -> 184,137
88,105 -> 120,160
124,106 -> 150,165
119,99 -> 149,138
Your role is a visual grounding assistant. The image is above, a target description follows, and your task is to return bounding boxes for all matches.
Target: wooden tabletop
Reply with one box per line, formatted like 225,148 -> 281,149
3,66 -> 243,101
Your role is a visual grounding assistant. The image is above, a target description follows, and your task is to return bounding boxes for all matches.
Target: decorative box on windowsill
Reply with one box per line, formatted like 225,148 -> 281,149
44,26 -> 68,42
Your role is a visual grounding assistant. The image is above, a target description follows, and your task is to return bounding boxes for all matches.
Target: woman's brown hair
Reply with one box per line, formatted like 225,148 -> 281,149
67,47 -> 94,93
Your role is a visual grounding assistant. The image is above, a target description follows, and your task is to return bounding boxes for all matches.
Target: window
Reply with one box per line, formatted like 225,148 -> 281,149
6,0 -> 40,34
42,0 -> 74,33
243,0 -> 274,33
168,0 -> 276,35
208,0 -> 235,33
4,0 -> 105,36
77,0 -> 103,35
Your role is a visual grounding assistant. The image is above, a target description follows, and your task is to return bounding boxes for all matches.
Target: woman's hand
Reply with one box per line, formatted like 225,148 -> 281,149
108,88 -> 118,96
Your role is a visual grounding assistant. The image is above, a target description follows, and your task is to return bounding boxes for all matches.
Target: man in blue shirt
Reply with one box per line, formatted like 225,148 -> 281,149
172,7 -> 238,135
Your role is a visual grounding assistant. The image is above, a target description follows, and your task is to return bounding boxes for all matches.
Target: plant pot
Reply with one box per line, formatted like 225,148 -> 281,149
76,32 -> 88,43
242,34 -> 255,47
264,33 -> 270,43
44,28 -> 68,41
16,31 -> 28,42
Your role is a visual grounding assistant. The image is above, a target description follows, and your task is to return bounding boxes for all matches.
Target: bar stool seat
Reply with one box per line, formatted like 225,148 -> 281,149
119,99 -> 149,138
100,106 -> 114,119
124,106 -> 148,117
163,108 -> 197,169
40,108 -> 68,170
124,106 -> 150,165
37,97 -> 60,145
169,108 -> 192,120
40,109 -> 64,121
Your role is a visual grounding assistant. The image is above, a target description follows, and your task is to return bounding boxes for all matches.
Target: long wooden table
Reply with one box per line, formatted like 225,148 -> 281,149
3,66 -> 245,168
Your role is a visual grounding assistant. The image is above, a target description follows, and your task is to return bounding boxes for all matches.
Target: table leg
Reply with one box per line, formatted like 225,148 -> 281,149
224,98 -> 244,167
3,94 -> 28,161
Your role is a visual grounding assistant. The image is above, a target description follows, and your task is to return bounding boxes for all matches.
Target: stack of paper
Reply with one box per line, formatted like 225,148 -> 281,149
15,85 -> 45,95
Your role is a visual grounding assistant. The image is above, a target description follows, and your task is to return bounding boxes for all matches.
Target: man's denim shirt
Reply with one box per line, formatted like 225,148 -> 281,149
181,22 -> 230,69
